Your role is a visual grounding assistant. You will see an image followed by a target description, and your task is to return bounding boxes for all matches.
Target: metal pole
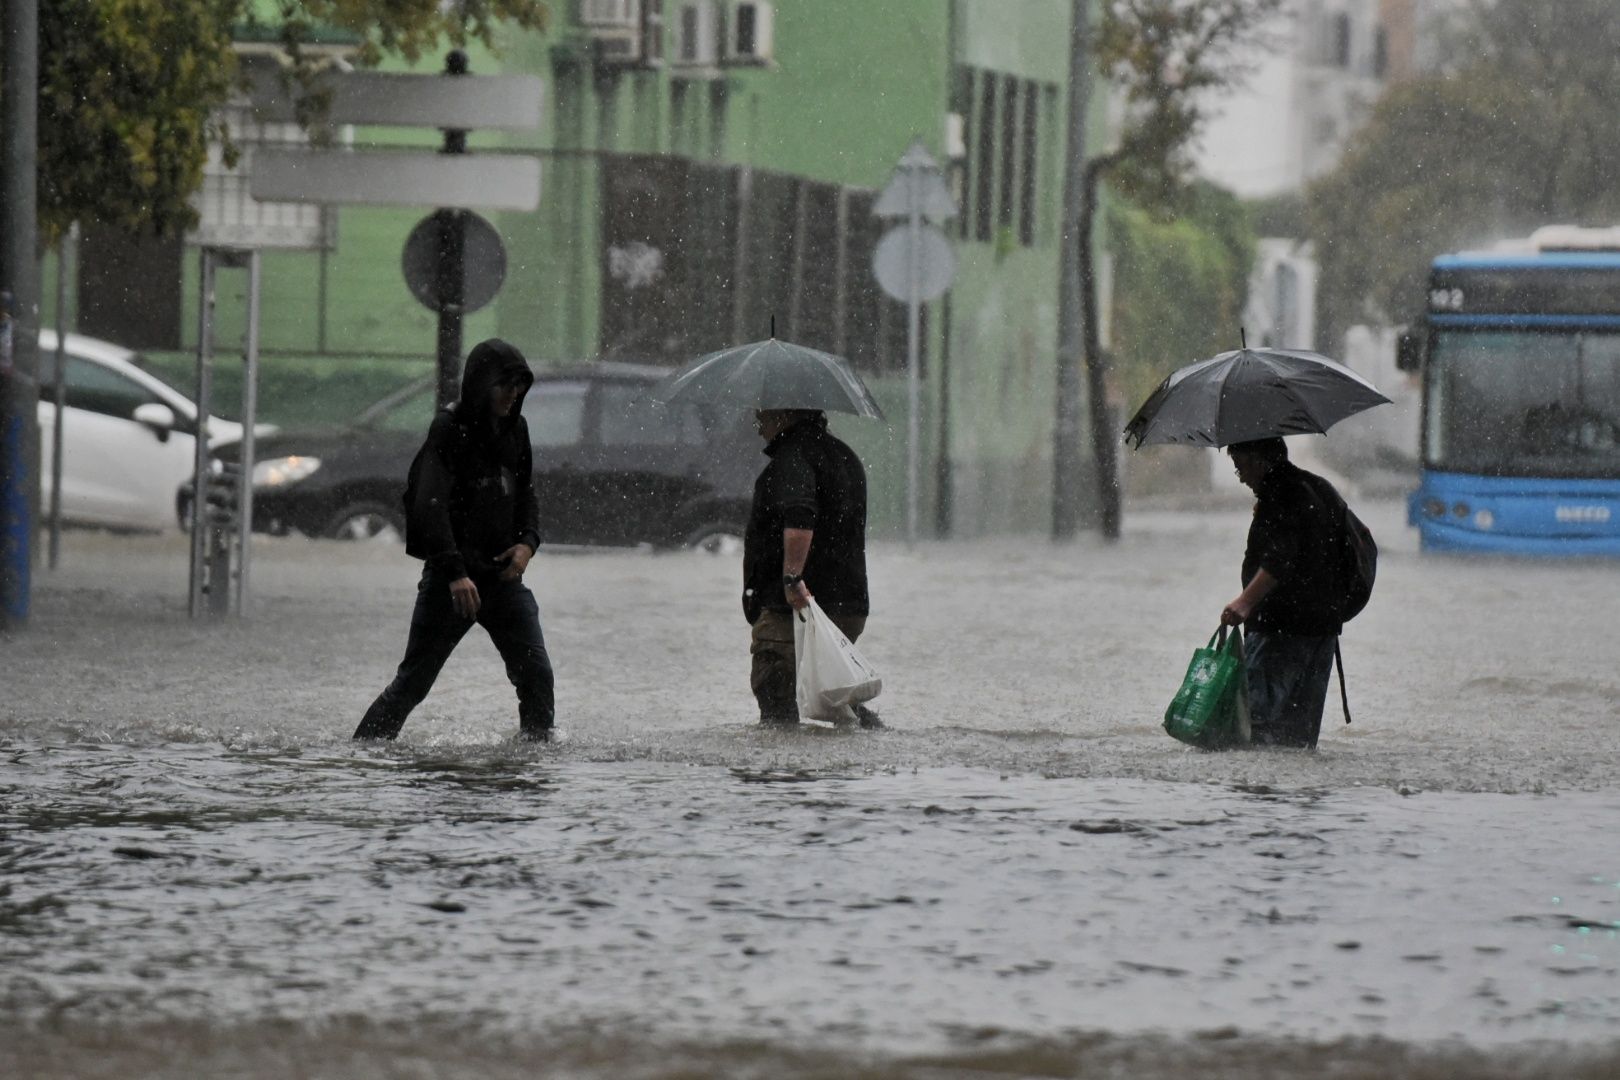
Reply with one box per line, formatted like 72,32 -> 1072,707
905,163 -> 922,548
435,208 -> 466,409
48,232 -> 68,569
236,250 -> 262,616
0,0 -> 40,630
189,250 -> 217,619
435,49 -> 470,410
1051,0 -> 1092,539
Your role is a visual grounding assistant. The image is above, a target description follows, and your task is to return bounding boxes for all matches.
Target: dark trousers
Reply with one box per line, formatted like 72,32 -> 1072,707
355,568 -> 555,739
1244,629 -> 1336,749
749,608 -> 867,723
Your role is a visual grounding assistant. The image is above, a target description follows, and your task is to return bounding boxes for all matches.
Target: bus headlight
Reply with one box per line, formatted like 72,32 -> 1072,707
1452,501 -> 1471,519
252,455 -> 321,489
1422,498 -> 1445,518
1474,509 -> 1495,529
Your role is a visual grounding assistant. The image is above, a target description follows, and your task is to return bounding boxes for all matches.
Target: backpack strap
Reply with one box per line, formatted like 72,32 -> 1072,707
1335,637 -> 1352,725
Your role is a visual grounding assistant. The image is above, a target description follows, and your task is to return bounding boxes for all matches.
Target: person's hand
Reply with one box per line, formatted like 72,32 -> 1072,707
496,543 -> 533,582
449,576 -> 481,620
785,579 -> 811,611
1220,596 -> 1251,626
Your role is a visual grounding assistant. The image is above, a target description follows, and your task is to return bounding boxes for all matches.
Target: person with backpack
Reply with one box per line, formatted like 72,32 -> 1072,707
353,338 -> 555,742
1219,436 -> 1374,749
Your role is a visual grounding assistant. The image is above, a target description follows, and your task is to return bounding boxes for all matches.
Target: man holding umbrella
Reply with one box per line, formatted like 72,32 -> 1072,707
1219,437 -> 1348,748
652,335 -> 887,729
1123,343 -> 1389,749
743,407 -> 880,728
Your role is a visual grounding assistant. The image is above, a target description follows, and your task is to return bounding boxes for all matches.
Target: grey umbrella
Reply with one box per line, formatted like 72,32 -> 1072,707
1122,347 -> 1391,449
651,337 -> 885,420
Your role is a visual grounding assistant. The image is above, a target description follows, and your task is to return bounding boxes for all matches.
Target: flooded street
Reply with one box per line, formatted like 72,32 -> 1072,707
4,500 -> 1619,1077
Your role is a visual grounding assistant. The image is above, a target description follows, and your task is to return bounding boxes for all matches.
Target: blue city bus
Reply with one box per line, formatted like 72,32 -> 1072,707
1399,232 -> 1620,555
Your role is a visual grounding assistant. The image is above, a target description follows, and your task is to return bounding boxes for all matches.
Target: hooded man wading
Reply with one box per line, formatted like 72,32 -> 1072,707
354,339 -> 555,742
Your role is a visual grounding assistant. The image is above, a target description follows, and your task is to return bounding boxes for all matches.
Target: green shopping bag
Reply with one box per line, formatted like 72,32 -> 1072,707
1163,624 -> 1251,749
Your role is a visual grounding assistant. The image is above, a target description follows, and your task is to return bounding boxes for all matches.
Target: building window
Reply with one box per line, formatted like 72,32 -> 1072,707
1331,12 -> 1352,69
974,73 -> 996,242
998,76 -> 1019,233
1372,25 -> 1388,78
1018,79 -> 1038,247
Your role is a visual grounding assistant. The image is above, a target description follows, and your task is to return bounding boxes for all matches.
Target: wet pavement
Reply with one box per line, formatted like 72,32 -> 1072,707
3,500 -> 1618,1077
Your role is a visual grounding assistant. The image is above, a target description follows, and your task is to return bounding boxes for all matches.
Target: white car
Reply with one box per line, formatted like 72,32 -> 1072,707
37,331 -> 263,533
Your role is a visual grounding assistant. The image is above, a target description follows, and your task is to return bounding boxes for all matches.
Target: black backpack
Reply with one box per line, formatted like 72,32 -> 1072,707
1336,503 -> 1377,623
1303,476 -> 1377,725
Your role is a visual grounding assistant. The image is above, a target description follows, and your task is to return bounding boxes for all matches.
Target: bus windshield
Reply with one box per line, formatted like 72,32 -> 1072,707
1425,329 -> 1620,479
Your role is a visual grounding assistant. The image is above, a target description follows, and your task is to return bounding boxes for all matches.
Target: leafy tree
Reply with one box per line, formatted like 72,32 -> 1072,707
1108,182 -> 1254,409
1307,0 -> 1620,348
1072,0 -> 1281,538
36,0 -> 549,242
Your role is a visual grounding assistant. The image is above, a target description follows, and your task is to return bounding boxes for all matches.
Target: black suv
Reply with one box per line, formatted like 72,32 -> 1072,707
212,362 -> 759,552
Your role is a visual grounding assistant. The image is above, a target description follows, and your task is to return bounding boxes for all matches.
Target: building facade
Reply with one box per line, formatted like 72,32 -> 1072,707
73,0 -> 1097,539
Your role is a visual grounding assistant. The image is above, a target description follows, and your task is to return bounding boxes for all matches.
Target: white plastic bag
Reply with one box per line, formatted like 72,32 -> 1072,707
793,597 -> 882,724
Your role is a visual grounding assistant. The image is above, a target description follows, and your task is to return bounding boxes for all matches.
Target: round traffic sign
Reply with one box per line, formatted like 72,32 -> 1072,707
872,224 -> 956,303
402,209 -> 507,314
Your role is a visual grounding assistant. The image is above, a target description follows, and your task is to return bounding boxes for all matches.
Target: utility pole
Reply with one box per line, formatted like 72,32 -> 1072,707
1051,0 -> 1092,540
0,0 -> 40,629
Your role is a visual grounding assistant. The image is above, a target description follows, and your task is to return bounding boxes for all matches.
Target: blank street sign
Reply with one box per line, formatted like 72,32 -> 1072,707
252,150 -> 542,211
244,68 -> 544,131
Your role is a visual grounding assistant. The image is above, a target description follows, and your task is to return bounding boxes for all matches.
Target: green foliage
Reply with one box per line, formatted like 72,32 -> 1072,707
1107,182 -> 1254,406
36,0 -> 550,241
39,0 -> 240,242
1306,0 -> 1620,345
1094,0 -> 1284,204
271,1 -> 548,67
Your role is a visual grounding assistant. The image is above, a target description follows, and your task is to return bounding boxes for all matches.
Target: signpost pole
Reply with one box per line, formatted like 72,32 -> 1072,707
188,250 -> 217,620
872,141 -> 958,547
48,230 -> 69,569
435,50 -> 471,410
236,250 -> 262,616
904,163 -> 923,548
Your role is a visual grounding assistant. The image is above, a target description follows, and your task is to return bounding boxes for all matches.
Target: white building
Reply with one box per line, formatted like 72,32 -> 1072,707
1195,0 -> 1393,200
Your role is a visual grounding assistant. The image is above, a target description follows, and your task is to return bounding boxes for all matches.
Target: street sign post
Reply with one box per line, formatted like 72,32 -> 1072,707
873,140 -> 958,546
403,209 -> 507,314
201,49 -> 546,619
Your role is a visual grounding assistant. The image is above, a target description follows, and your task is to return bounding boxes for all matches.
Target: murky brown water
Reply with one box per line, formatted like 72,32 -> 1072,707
4,501 -> 1618,1076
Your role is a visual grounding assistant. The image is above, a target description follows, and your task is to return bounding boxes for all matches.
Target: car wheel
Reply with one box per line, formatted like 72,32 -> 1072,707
683,522 -> 744,556
322,501 -> 405,543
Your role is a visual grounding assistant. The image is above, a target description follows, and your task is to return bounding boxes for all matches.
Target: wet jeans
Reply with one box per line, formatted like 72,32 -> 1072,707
749,608 -> 867,724
355,568 -> 555,740
1244,629 -> 1337,749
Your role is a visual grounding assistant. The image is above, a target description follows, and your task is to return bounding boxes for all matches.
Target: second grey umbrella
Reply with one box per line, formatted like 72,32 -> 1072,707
651,338 -> 885,419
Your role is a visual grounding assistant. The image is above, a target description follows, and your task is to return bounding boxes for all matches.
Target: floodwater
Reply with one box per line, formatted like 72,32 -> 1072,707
3,498 -> 1618,1078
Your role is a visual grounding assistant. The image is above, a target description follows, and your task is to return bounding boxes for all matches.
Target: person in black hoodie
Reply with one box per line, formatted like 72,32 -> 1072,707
354,339 -> 554,741
1219,436 -> 1345,749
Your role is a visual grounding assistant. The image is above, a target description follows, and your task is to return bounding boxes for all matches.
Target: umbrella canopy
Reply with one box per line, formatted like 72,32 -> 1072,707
1122,347 -> 1391,449
651,337 -> 885,420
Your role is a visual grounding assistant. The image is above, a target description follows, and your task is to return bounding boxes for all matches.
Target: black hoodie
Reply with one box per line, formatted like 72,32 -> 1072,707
403,339 -> 540,580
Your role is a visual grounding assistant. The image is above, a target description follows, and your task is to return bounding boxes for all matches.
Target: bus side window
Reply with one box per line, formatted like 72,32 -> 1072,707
1396,328 -> 1425,372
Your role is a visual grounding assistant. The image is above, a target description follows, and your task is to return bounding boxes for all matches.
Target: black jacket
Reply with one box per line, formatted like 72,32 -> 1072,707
1242,461 -> 1345,637
743,416 -> 869,620
403,339 -> 540,580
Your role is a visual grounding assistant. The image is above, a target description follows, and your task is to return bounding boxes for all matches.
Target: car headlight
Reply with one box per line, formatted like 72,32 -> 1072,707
252,455 -> 321,489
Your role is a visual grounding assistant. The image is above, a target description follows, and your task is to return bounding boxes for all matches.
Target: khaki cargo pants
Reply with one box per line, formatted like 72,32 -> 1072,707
749,608 -> 866,724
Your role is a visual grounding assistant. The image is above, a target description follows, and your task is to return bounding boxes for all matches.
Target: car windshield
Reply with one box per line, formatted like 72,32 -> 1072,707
1425,329 -> 1620,478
